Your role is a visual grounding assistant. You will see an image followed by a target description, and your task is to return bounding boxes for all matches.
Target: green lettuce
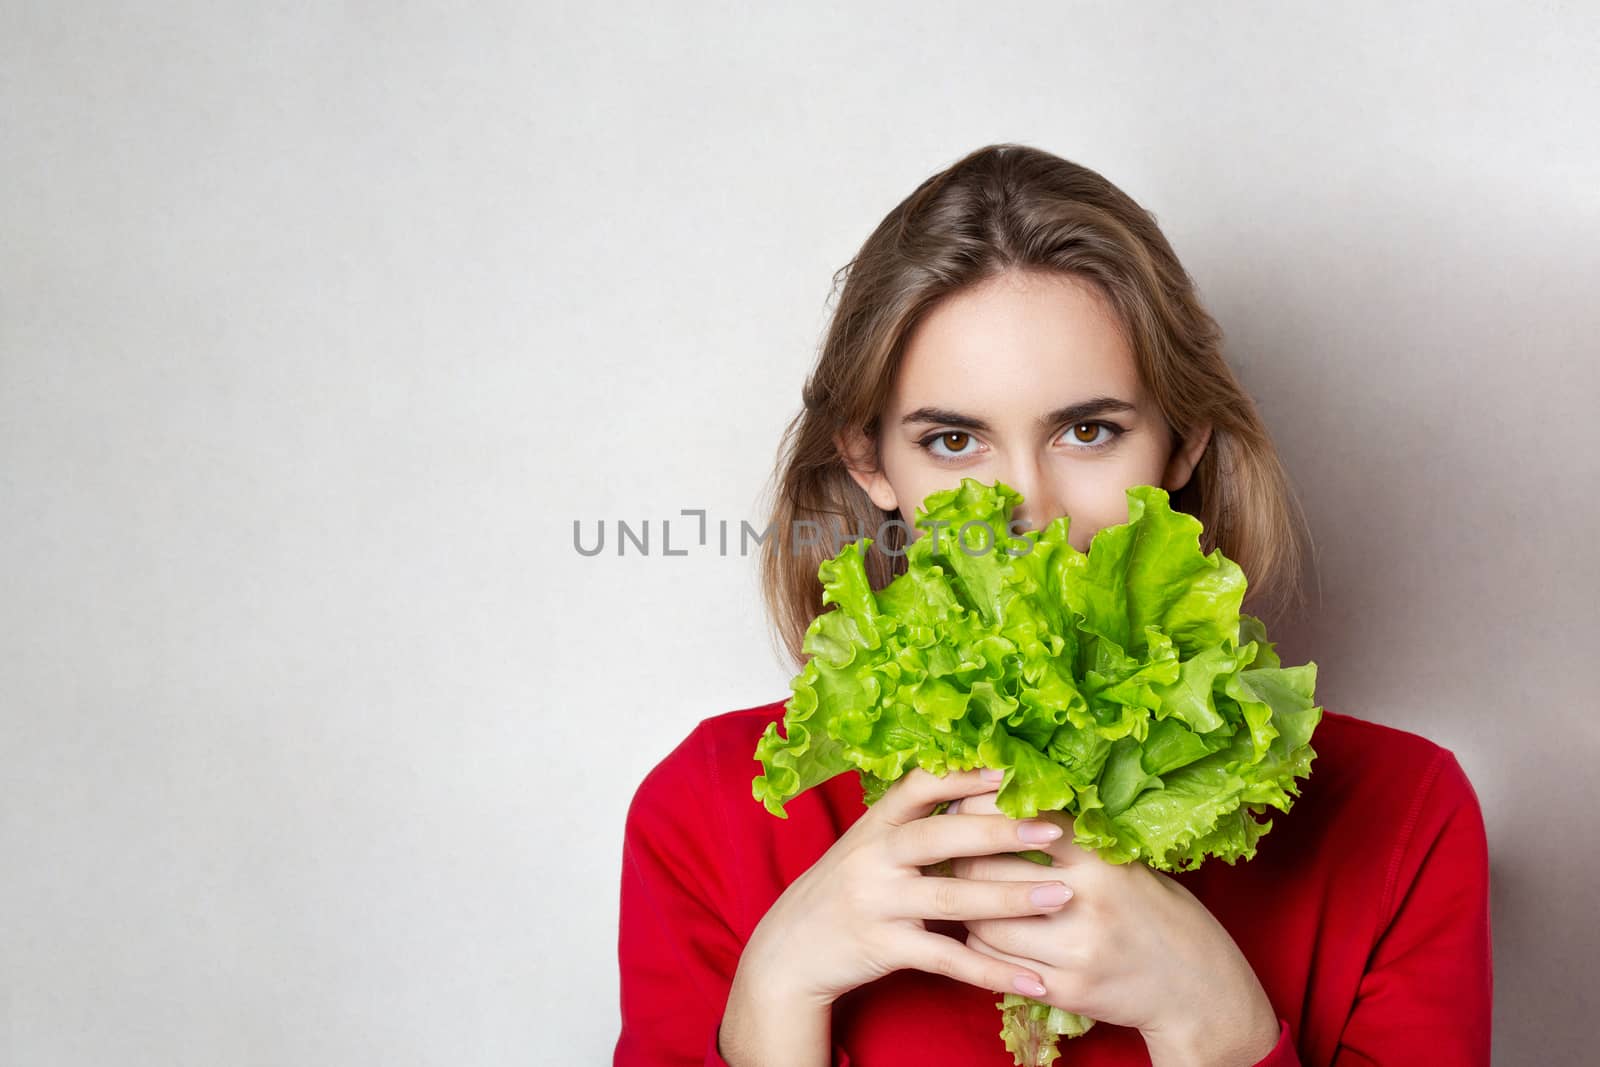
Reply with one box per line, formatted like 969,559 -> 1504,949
751,478 -> 1321,1065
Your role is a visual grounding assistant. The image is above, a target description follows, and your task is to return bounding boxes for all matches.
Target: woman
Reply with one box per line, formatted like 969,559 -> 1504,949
614,144 -> 1491,1066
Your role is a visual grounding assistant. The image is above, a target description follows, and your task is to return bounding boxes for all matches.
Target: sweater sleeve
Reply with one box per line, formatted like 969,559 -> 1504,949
1248,1019 -> 1302,1066
1239,746 -> 1491,1067
614,724 -> 855,1067
1329,748 -> 1494,1066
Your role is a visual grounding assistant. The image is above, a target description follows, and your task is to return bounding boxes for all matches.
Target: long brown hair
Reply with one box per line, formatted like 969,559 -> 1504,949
757,143 -> 1313,669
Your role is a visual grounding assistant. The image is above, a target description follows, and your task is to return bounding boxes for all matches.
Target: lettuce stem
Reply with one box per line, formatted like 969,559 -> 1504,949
997,994 -> 1094,1066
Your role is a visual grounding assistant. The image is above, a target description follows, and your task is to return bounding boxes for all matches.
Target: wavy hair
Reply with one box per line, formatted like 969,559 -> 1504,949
758,143 -> 1313,669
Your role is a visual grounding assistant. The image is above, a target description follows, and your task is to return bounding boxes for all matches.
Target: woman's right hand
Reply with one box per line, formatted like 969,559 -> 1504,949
733,766 -> 1070,1008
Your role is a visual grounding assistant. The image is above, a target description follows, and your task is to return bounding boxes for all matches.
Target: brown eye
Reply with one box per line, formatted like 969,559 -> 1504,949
1071,423 -> 1101,444
921,430 -> 978,461
1061,422 -> 1125,452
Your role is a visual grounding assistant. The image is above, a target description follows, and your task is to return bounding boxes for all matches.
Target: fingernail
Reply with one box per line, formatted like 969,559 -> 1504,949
1029,882 -> 1072,908
980,768 -> 1004,782
1012,974 -> 1047,997
1017,820 -> 1063,844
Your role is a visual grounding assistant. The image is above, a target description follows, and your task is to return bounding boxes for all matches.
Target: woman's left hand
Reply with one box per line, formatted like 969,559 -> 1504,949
947,791 -> 1282,1067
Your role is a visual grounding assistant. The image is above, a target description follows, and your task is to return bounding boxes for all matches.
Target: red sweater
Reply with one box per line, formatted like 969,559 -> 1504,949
615,698 -> 1492,1066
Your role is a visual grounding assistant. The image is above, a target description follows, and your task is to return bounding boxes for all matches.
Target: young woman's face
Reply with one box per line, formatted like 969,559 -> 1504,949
841,270 -> 1211,551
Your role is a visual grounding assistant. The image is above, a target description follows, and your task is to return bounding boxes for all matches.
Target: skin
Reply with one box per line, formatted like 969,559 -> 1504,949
949,792 -> 1282,1066
838,268 -> 1209,542
721,270 -> 1276,1065
721,768 -> 1083,1065
832,269 -> 1277,1064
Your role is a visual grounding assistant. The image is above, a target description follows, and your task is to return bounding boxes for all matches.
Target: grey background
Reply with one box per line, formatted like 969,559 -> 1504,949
3,2 -> 1596,1064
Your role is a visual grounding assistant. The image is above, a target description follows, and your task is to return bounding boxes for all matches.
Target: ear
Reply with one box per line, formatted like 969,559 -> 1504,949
1161,422 -> 1213,493
835,427 -> 900,513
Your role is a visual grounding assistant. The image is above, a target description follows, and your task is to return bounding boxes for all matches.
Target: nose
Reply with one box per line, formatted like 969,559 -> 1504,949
1001,463 -> 1061,536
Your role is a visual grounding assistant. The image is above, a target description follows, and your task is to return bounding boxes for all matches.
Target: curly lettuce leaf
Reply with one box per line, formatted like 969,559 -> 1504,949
752,478 -> 1321,878
751,478 -> 1321,1065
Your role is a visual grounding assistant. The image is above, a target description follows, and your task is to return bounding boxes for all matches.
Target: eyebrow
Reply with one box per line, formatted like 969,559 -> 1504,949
899,396 -> 1139,433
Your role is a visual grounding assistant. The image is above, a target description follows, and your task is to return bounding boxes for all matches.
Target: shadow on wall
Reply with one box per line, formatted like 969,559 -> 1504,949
1194,172 -> 1600,1063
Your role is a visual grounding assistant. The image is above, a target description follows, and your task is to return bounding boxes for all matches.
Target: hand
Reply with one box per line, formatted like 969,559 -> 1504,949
947,792 -> 1282,1067
734,768 -> 1081,1008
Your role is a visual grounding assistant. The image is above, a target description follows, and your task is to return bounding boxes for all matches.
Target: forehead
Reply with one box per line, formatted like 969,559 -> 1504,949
891,271 -> 1145,411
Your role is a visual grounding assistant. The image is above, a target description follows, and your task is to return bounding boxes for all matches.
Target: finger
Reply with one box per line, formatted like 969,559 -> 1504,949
955,852 -> 1066,882
936,796 -> 1101,866
972,808 -> 1102,869
966,927 -> 1048,971
967,930 -> 1089,1013
897,928 -> 1050,998
943,789 -> 997,816
872,767 -> 1008,827
888,812 -> 1066,867
952,790 -> 1002,816
953,792 -> 1074,821
967,912 -> 1066,960
901,876 -> 1074,922
1027,812 -> 1110,868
